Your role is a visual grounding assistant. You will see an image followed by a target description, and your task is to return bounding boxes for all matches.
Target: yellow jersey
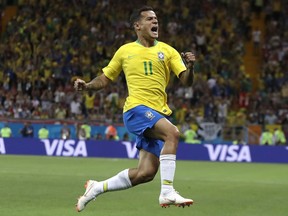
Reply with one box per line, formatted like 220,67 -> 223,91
84,93 -> 95,109
102,40 -> 186,115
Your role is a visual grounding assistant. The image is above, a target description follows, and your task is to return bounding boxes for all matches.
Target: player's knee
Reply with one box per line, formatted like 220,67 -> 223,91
167,125 -> 180,141
137,170 -> 156,183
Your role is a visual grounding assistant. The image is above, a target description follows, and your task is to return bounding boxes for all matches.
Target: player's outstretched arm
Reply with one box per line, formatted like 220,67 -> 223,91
74,73 -> 111,91
179,52 -> 196,86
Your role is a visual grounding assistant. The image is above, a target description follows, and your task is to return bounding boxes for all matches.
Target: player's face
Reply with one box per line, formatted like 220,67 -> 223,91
137,10 -> 158,39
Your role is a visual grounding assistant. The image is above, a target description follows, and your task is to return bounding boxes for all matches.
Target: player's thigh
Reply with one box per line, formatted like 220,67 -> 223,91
144,117 -> 179,141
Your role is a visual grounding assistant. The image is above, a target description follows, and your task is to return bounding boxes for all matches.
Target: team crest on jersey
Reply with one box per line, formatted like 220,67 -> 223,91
158,52 -> 164,60
145,111 -> 155,120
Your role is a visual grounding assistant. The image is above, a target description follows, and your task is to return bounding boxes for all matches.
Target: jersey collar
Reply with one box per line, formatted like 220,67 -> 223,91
136,39 -> 158,47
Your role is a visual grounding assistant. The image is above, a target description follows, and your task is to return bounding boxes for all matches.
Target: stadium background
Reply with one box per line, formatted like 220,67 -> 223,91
0,0 -> 288,144
0,1 -> 288,216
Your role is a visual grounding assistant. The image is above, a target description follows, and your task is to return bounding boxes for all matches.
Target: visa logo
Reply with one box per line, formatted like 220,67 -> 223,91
204,144 -> 251,162
0,138 -> 6,154
121,141 -> 138,158
42,139 -> 87,157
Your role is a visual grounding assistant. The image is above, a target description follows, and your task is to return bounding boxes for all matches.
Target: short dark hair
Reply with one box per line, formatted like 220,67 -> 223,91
129,6 -> 154,28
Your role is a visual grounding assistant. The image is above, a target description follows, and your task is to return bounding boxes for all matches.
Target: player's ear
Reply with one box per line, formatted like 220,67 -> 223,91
134,21 -> 140,30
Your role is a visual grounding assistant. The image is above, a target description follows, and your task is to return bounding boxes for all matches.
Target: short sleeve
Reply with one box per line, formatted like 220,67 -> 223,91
102,47 -> 124,82
169,48 -> 187,78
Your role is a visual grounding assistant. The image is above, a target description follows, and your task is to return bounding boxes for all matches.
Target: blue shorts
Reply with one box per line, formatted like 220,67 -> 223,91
123,105 -> 165,157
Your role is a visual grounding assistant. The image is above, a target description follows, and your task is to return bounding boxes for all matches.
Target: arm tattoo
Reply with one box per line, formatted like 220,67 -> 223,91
86,76 -> 106,91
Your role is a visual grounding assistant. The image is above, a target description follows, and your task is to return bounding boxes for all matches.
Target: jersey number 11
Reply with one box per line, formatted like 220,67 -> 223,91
144,61 -> 153,75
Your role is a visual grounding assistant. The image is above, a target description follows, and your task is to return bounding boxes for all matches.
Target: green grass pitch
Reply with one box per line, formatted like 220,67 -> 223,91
0,155 -> 287,216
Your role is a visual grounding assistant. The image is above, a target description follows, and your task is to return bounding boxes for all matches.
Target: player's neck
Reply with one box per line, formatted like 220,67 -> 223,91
136,38 -> 157,47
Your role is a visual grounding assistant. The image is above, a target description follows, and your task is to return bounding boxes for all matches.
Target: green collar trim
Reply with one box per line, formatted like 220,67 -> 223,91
136,39 -> 158,46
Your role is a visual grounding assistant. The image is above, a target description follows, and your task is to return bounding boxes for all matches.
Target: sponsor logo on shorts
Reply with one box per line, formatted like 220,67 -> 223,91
145,111 -> 155,120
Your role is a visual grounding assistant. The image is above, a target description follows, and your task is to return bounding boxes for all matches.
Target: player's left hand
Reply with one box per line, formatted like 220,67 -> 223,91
181,52 -> 196,68
74,78 -> 87,91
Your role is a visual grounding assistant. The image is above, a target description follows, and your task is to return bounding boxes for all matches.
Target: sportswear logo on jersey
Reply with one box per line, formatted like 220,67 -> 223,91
145,111 -> 155,120
128,55 -> 137,59
158,52 -> 164,60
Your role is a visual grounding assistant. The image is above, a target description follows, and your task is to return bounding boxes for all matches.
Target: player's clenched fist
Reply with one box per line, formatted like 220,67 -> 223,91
74,78 -> 87,91
181,52 -> 196,68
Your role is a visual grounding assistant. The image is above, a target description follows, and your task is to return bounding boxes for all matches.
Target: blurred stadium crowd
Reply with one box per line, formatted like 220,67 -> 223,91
0,0 -> 287,133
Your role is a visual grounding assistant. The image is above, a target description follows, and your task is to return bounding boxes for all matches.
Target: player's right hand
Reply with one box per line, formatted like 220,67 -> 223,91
74,78 -> 87,91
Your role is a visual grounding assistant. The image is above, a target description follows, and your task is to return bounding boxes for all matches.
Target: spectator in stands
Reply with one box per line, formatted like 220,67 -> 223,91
217,97 -> 230,123
252,27 -> 261,55
183,126 -> 201,144
83,91 -> 96,117
104,124 -> 119,140
54,103 -> 67,119
259,128 -> 274,145
60,123 -> 71,140
273,127 -> 287,145
54,86 -> 66,104
80,122 -> 92,140
252,0 -> 264,19
77,123 -> 86,140
70,95 -> 82,119
38,125 -> 49,139
232,137 -> 247,145
264,110 -> 278,124
94,132 -> 103,140
20,122 -> 34,138
0,123 -> 12,138
105,87 -> 119,114
232,130 -> 247,145
122,132 -> 130,141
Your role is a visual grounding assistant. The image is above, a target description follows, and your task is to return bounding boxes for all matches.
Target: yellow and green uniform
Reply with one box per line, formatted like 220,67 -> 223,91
184,129 -> 201,144
38,128 -> 49,139
274,129 -> 286,145
1,127 -> 12,137
103,40 -> 186,115
81,124 -> 91,139
260,131 -> 274,145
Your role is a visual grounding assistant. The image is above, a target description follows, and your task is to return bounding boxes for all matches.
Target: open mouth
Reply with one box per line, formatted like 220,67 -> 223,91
151,26 -> 158,32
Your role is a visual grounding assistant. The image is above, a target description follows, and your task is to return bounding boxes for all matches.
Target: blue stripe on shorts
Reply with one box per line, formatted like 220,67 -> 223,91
123,105 -> 165,157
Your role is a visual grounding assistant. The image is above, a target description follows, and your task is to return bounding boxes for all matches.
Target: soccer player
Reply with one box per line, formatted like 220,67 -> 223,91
74,6 -> 195,211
